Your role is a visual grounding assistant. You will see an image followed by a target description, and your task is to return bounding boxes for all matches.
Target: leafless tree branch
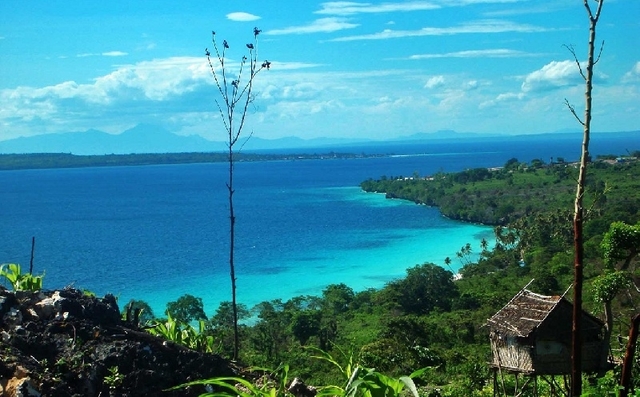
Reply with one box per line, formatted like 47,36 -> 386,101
564,99 -> 585,125
594,40 -> 605,65
563,44 -> 586,80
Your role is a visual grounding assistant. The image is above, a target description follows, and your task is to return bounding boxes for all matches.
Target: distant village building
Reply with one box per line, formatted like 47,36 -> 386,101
486,285 -> 610,396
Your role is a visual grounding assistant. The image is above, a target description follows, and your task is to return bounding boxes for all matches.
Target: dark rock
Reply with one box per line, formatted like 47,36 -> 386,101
288,377 -> 317,397
0,286 -> 237,396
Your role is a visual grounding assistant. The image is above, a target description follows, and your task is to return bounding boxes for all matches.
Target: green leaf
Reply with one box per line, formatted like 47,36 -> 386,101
398,376 -> 419,397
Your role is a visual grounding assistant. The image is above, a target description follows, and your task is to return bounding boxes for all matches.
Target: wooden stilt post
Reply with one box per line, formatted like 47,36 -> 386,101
619,313 -> 640,397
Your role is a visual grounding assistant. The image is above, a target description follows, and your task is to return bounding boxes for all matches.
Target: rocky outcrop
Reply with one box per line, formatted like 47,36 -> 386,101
0,286 -> 237,396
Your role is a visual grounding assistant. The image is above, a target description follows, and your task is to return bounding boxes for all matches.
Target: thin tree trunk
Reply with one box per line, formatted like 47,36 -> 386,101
229,130 -> 239,361
571,151 -> 586,394
571,1 -> 603,395
602,300 -> 613,370
619,314 -> 640,397
207,28 -> 266,363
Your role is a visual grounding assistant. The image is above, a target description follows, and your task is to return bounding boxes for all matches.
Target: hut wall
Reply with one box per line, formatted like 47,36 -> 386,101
490,336 -> 534,373
534,303 -> 606,374
532,339 -> 571,375
531,340 -> 605,375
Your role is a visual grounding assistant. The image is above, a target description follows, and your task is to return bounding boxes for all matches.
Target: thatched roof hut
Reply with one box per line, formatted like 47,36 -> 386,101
486,287 -> 608,375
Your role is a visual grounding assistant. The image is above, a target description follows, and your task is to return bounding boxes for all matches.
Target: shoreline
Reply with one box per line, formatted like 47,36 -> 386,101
0,151 -> 386,171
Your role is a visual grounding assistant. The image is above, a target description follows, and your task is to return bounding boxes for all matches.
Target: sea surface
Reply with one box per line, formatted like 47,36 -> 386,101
1,132 -> 637,316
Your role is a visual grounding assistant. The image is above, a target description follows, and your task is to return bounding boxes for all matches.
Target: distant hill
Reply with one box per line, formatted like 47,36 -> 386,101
0,125 -> 223,155
0,125 -> 637,155
0,124 -> 374,155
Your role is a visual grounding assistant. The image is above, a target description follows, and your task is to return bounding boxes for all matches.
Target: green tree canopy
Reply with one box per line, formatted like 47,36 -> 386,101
321,283 -> 355,315
210,301 -> 250,329
166,294 -> 207,323
602,221 -> 640,270
391,263 -> 458,315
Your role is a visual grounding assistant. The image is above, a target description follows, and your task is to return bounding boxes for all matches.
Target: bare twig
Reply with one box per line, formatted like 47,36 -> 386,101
563,44 -> 586,80
594,41 -> 605,65
564,99 -> 585,125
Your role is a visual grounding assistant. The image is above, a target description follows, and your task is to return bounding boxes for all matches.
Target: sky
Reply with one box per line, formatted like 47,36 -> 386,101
1,0 -> 639,142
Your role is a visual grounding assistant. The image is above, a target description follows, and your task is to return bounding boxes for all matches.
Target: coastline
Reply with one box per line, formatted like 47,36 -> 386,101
0,151 -> 385,171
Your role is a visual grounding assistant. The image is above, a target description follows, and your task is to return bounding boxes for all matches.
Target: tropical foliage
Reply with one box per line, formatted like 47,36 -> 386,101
0,263 -> 44,291
147,313 -> 216,353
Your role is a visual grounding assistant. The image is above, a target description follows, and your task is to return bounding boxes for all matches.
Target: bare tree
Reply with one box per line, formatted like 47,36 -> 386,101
206,28 -> 270,360
564,1 -> 604,395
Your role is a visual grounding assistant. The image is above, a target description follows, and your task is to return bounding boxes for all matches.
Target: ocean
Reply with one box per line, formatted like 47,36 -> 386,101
1,132 -> 637,316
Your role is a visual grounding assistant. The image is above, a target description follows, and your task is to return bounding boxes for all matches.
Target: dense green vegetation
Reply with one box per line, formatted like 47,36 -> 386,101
0,151 -> 382,171
361,155 -> 640,227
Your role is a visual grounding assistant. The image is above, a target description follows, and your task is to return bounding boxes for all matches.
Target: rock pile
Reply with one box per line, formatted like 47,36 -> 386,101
0,286 -> 237,396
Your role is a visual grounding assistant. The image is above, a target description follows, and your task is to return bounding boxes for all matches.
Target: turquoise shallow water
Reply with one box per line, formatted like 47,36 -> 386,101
126,186 -> 492,315
1,134 -> 636,316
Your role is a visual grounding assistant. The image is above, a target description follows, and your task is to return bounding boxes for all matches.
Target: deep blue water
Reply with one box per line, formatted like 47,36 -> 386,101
1,133 -> 637,316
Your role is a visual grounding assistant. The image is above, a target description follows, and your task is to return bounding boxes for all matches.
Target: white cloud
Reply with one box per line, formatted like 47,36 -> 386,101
332,19 -> 548,41
316,1 -> 440,15
281,82 -> 324,99
521,59 -> 610,93
465,80 -> 479,90
265,61 -> 323,71
266,18 -> 359,35
226,12 -> 261,22
425,75 -> 445,88
77,51 -> 128,58
622,61 -> 640,83
103,51 -> 128,57
409,49 -> 535,59
496,92 -> 524,102
497,92 -> 522,101
482,3 -> 564,17
91,57 -> 211,101
316,0 -> 525,16
521,60 -> 582,92
0,57 -> 212,133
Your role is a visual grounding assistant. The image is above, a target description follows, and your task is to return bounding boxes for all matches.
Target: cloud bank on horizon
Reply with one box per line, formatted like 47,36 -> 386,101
0,0 -> 638,142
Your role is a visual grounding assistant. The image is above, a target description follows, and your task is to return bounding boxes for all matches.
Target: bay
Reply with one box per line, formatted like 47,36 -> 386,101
1,132 -> 637,316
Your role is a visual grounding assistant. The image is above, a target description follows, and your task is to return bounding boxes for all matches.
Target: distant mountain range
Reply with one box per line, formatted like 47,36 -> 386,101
0,124 -> 367,155
0,124 -> 635,155
0,125 -> 484,155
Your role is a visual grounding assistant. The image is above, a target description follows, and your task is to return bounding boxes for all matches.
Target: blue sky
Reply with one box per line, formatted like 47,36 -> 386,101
1,0 -> 638,142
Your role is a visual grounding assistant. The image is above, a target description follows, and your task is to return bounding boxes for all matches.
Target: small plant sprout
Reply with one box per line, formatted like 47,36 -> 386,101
104,366 -> 124,390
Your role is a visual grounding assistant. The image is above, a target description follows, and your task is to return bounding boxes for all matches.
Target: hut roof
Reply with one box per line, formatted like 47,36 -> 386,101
486,288 -> 564,338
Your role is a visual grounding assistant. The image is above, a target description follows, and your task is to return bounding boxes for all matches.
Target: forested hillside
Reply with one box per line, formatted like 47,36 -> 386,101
145,154 -> 640,395
361,155 -> 640,228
